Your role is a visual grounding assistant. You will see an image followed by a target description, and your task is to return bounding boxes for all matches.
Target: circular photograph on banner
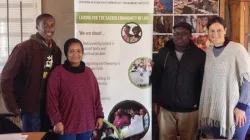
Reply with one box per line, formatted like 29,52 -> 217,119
91,119 -> 120,140
107,100 -> 150,140
128,57 -> 153,88
121,22 -> 142,44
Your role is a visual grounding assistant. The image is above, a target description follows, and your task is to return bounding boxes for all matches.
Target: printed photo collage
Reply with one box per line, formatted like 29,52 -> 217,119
153,0 -> 220,52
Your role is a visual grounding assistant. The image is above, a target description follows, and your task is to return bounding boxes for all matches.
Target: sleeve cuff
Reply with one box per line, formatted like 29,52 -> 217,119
236,102 -> 248,111
51,113 -> 62,126
52,119 -> 61,126
96,115 -> 104,119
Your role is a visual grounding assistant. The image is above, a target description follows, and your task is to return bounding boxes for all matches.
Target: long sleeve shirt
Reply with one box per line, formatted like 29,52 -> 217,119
213,46 -> 250,111
46,65 -> 104,134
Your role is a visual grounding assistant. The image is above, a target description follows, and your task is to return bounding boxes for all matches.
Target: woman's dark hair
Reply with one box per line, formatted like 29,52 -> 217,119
124,25 -> 131,29
207,16 -> 226,29
64,38 -> 84,56
132,26 -> 141,32
129,108 -> 136,112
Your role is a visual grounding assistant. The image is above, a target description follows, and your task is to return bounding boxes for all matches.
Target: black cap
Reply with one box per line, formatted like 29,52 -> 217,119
173,22 -> 192,33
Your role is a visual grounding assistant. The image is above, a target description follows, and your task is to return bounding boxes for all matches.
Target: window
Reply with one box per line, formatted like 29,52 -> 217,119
0,0 -> 41,72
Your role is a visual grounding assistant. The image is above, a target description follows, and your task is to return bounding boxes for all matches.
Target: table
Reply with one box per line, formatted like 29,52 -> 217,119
0,132 -> 45,140
23,132 -> 45,140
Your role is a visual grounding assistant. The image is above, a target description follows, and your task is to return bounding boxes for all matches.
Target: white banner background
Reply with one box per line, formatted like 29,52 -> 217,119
75,0 -> 153,139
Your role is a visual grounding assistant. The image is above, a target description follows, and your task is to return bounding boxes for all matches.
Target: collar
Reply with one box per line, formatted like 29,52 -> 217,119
63,60 -> 85,73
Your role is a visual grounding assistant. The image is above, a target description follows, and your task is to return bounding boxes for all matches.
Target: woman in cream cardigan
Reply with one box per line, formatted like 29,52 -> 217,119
199,16 -> 250,140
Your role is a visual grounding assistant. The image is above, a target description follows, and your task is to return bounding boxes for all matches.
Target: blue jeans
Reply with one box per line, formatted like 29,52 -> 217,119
21,102 -> 52,132
21,112 -> 41,132
21,111 -> 52,132
211,109 -> 250,140
57,131 -> 92,140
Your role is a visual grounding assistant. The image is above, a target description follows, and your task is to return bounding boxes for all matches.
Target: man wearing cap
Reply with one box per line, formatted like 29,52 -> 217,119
152,22 -> 205,140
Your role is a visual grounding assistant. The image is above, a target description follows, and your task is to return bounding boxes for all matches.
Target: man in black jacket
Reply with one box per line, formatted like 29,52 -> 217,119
152,22 -> 206,140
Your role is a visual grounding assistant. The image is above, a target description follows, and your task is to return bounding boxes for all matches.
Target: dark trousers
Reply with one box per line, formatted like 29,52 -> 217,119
21,99 -> 52,132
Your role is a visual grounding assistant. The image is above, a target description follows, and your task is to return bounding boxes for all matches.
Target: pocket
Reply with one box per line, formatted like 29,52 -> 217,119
178,87 -> 197,109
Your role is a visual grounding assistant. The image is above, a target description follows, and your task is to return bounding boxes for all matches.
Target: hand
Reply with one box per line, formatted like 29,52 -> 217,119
234,108 -> 246,127
153,103 -> 159,115
53,122 -> 64,135
11,108 -> 21,118
96,118 -> 103,129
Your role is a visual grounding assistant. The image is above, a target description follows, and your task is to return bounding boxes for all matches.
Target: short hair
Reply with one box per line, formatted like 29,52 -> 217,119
132,26 -> 141,32
140,108 -> 145,113
36,13 -> 55,25
64,38 -> 84,56
207,16 -> 226,29
130,108 -> 136,112
124,25 -> 131,29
